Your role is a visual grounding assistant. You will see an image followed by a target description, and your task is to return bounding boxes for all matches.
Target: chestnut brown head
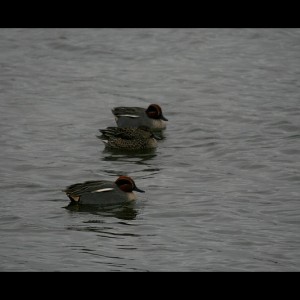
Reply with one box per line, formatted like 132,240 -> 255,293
115,176 -> 145,193
145,104 -> 168,121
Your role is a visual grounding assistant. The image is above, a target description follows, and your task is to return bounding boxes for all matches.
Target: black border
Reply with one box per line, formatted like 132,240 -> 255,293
1,2 -> 299,28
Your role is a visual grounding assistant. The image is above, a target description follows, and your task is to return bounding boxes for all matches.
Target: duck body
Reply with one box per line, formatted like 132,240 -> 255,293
63,176 -> 144,205
112,104 -> 168,131
99,126 -> 159,150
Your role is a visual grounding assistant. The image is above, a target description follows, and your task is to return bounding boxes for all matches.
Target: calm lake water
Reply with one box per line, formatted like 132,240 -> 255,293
0,28 -> 299,271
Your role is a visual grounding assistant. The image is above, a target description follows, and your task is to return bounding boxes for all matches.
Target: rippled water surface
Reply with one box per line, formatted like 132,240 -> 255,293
1,28 -> 299,271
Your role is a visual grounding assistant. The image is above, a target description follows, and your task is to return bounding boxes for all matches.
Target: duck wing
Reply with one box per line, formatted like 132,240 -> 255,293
63,180 -> 115,196
100,127 -> 152,140
112,107 -> 145,118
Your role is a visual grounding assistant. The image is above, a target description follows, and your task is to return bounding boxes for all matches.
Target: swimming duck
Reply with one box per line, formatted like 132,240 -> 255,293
63,176 -> 145,205
112,104 -> 168,131
98,126 -> 160,150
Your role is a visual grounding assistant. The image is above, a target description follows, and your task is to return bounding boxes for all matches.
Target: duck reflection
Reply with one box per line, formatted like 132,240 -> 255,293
102,147 -> 157,162
65,201 -> 139,221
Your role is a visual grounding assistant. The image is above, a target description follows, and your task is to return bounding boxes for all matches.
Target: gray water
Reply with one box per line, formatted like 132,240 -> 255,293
1,28 -> 300,272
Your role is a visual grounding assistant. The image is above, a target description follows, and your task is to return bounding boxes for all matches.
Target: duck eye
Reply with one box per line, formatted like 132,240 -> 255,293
147,110 -> 157,117
119,182 -> 133,192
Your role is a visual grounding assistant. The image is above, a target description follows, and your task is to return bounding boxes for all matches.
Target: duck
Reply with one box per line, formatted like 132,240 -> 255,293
63,176 -> 145,205
112,104 -> 168,131
98,126 -> 160,150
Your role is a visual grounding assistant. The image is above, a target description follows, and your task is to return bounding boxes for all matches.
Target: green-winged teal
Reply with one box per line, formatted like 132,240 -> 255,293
98,126 -> 160,150
112,104 -> 168,131
63,176 -> 145,205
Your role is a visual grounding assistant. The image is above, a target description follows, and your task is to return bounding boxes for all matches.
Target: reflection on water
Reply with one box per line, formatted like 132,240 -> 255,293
101,148 -> 158,171
102,148 -> 158,161
65,202 -> 139,221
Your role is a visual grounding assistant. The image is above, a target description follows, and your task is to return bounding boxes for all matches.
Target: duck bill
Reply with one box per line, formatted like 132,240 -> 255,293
133,186 -> 145,193
160,114 -> 168,121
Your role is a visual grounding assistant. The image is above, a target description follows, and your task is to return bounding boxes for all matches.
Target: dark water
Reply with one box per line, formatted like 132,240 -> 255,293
1,28 -> 299,271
